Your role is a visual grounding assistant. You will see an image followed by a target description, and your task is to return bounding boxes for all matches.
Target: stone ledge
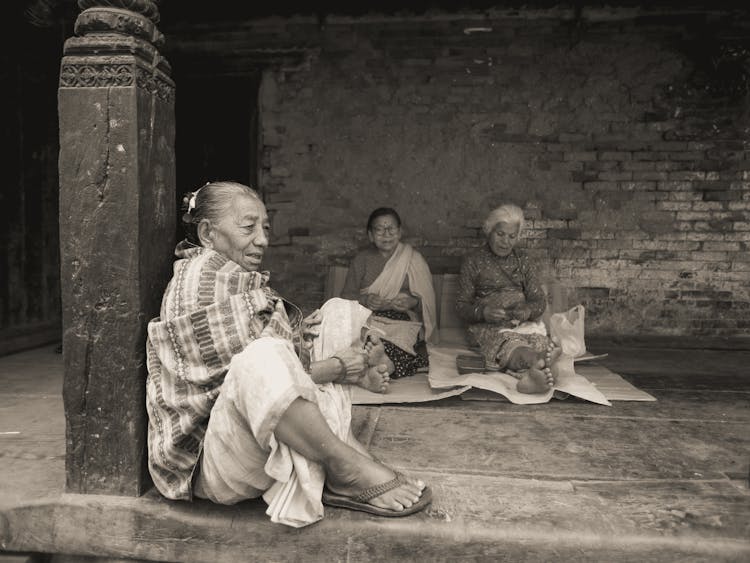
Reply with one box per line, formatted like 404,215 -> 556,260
2,492 -> 749,562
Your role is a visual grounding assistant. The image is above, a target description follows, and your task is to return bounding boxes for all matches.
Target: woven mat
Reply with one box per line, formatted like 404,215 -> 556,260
351,345 -> 655,406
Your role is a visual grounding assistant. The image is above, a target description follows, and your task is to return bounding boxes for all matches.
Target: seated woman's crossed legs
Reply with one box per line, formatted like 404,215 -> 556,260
195,337 -> 426,514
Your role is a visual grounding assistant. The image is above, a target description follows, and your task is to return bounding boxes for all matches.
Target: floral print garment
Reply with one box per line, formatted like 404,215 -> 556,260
456,245 -> 548,369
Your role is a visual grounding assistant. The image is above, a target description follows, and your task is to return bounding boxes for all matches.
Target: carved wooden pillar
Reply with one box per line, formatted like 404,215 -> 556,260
58,0 -> 175,495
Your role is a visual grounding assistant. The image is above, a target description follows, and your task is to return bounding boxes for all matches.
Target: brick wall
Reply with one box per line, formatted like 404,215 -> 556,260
170,8 -> 750,339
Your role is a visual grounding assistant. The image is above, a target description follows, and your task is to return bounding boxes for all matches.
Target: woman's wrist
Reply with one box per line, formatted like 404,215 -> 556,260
331,354 -> 347,378
309,357 -> 347,384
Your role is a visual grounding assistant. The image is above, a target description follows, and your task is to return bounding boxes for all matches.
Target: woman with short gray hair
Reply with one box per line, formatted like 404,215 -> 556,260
457,204 -> 560,393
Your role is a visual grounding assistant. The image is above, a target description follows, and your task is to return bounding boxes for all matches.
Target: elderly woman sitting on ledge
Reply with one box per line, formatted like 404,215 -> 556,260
456,204 -> 560,394
146,182 -> 430,527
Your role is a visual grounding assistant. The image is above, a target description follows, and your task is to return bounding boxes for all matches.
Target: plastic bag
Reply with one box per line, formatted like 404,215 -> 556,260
549,305 -> 586,358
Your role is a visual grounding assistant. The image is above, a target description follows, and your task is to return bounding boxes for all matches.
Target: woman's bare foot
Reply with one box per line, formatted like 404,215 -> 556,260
364,336 -> 395,375
356,335 -> 394,393
516,367 -> 555,393
358,363 -> 390,393
507,341 -> 562,372
509,341 -> 562,394
326,450 -> 426,512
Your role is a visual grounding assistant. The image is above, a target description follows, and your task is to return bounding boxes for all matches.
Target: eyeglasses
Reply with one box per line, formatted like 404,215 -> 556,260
371,226 -> 399,235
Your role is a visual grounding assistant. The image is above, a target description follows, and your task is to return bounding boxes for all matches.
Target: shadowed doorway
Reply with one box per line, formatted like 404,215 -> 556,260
174,71 -> 261,209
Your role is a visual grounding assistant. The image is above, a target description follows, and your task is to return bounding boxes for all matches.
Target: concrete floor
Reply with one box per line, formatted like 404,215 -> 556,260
0,344 -> 749,562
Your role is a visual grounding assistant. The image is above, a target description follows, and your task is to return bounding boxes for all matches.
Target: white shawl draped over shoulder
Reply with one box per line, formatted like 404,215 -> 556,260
362,242 -> 438,343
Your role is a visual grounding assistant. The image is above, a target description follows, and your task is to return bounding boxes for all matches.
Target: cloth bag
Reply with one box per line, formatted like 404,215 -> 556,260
549,305 -> 586,358
365,315 -> 423,355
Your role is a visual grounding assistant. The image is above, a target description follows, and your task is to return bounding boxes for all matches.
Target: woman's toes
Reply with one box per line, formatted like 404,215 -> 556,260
405,481 -> 424,495
394,489 -> 418,506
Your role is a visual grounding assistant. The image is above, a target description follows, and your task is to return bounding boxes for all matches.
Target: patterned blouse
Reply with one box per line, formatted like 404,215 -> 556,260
456,245 -> 546,324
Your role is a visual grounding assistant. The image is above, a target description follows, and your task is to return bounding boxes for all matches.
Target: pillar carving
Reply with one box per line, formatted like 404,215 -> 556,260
59,0 -> 175,495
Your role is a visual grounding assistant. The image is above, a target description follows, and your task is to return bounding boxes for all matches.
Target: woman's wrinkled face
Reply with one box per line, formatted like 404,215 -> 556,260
488,220 -> 521,257
208,194 -> 270,271
368,214 -> 401,254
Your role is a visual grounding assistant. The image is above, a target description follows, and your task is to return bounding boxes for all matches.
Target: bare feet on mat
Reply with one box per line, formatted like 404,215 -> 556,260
326,451 -> 426,512
357,335 -> 393,393
512,341 -> 563,394
364,335 -> 395,374
359,363 -> 390,393
516,367 -> 555,393
508,340 -> 562,370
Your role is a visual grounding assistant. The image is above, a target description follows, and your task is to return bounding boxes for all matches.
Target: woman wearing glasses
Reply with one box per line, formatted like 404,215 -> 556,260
341,208 -> 438,378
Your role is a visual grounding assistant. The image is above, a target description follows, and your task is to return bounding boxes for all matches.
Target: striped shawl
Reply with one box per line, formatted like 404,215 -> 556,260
146,241 -> 295,500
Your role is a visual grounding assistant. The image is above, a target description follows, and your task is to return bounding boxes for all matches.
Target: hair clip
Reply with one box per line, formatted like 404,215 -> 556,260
187,192 -> 198,213
187,182 -> 211,214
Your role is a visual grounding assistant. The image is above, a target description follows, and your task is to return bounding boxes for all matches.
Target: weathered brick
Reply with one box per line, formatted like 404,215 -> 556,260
692,201 -> 725,211
598,151 -> 631,161
623,161 -> 657,171
652,141 -> 689,151
657,181 -> 692,192
691,251 -> 730,262
564,151 -> 597,162
702,241 -> 741,252
702,191 -> 739,202
632,151 -> 662,161
598,171 -> 633,181
658,201 -> 692,211
632,171 -> 669,181
583,181 -> 619,191
669,171 -> 706,181
548,228 -> 582,239
621,181 -> 657,191
580,230 -> 615,240
668,151 -> 706,161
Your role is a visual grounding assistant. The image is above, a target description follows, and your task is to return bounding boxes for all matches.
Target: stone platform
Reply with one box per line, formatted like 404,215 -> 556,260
0,344 -> 749,562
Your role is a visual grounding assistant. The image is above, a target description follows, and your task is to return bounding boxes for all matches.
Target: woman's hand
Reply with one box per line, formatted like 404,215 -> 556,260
332,346 -> 368,384
392,292 -> 418,312
509,305 -> 531,323
301,309 -> 322,343
483,305 -> 511,323
365,293 -> 391,311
